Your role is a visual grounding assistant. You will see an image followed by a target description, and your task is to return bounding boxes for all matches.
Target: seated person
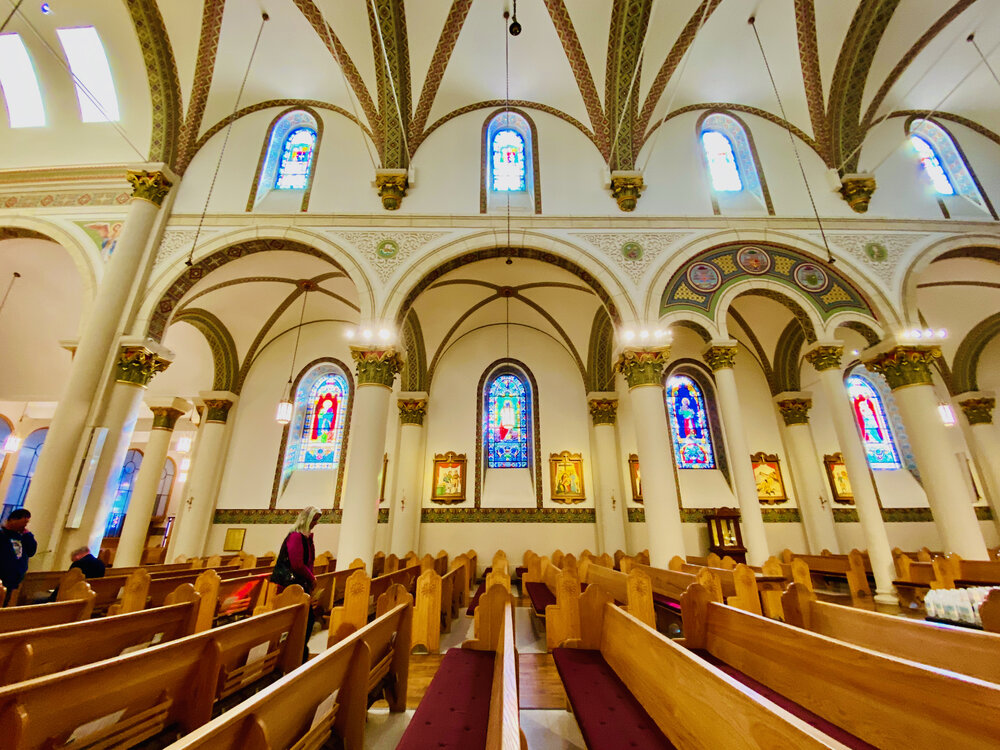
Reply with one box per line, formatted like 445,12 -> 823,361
69,546 -> 106,578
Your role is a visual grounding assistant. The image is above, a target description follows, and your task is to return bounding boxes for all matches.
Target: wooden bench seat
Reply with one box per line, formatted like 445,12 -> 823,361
0,583 -> 95,634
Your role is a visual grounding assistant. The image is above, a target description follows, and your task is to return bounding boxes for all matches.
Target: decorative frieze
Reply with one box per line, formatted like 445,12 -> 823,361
864,346 -> 941,390
398,398 -> 428,425
804,345 -> 844,372
126,170 -> 172,206
959,397 -> 995,425
116,346 -> 170,387
614,347 -> 669,388
703,345 -> 738,371
352,347 -> 404,387
588,399 -> 618,425
776,398 -> 812,426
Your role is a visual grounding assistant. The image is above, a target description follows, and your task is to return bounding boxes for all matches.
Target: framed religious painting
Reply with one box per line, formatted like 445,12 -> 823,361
823,453 -> 854,504
431,452 -> 466,504
223,527 -> 246,552
628,453 -> 643,503
751,452 -> 786,504
550,451 -> 585,504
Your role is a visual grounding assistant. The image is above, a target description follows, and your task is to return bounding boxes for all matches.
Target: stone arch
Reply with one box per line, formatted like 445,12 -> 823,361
399,309 -> 428,392
952,312 -> 1000,394
586,308 -> 615,392
0,219 -> 101,305
714,282 -> 824,344
773,321 -> 807,394
170,308 -> 239,392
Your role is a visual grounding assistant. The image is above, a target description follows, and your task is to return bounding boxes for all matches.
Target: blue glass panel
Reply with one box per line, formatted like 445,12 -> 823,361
665,375 -> 716,469
701,130 -> 743,192
275,127 -> 316,190
294,372 -> 349,471
485,373 -> 529,468
847,375 -> 901,470
105,448 -> 142,537
910,135 -> 955,195
492,129 -> 526,191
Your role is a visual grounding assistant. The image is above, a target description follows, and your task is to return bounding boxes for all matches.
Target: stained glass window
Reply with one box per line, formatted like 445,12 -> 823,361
282,364 -> 350,485
701,130 -> 743,192
665,375 -> 716,469
153,457 -> 175,518
105,449 -> 142,537
275,127 -> 317,190
910,135 -> 954,195
4,428 -> 47,514
492,129 -> 526,191
485,372 -> 530,468
846,374 -> 901,470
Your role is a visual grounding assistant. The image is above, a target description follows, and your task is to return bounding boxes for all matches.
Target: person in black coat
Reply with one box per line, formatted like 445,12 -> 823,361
0,509 -> 37,604
69,547 -> 106,578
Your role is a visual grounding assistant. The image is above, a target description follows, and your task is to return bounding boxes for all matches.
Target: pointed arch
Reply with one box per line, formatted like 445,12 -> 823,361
481,108 -> 541,214
586,308 -> 615,392
247,107 -> 323,212
697,111 -> 775,215
845,371 -> 903,470
664,361 -> 730,482
906,117 -> 996,219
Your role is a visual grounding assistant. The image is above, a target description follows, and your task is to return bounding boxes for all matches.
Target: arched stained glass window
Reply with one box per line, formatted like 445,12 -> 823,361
846,374 -> 901,470
665,375 -> 716,469
105,448 -> 142,537
275,127 -> 317,190
701,131 -> 742,192
910,136 -> 954,195
281,363 -> 351,486
492,129 -> 526,191
251,108 -> 321,210
484,372 -> 531,469
3,428 -> 47,517
153,457 -> 175,518
907,119 -> 990,213
484,110 -> 537,213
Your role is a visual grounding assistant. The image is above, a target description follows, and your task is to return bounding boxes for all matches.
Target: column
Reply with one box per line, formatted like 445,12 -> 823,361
774,393 -> 839,553
23,171 -> 173,564
957,394 -> 1000,536
588,396 -> 627,555
866,345 -> 988,559
115,398 -> 189,567
389,395 -> 426,556
613,347 -> 685,566
338,348 -> 403,570
704,343 -> 770,566
60,344 -> 172,564
804,344 -> 896,599
167,393 -> 237,559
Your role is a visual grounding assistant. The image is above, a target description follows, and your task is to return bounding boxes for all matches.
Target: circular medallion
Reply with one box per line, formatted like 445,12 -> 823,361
687,262 -> 722,292
793,262 -> 829,292
864,241 -> 887,262
376,239 -> 399,259
736,246 -> 771,275
621,241 -> 643,261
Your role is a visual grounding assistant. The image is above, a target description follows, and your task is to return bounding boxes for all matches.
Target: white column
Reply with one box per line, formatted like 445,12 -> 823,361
615,348 -> 685,567
805,344 -> 896,599
115,398 -> 189,567
774,393 -> 839,553
167,393 -> 237,559
957,394 -> 1000,536
389,395 -> 426,556
588,396 -> 627,555
705,343 -> 770,566
338,348 -> 403,570
866,345 -> 988,559
23,171 -> 173,564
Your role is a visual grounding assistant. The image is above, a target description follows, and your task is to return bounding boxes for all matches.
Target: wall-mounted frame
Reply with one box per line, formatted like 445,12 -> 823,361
550,451 -> 585,504
223,527 -> 246,552
628,453 -> 643,503
432,452 -> 467,504
823,453 -> 854,505
751,452 -> 787,504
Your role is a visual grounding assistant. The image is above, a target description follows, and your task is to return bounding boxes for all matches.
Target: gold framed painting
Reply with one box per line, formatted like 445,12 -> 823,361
550,451 -> 585,504
223,527 -> 246,552
823,453 -> 854,504
628,453 -> 643,503
751,452 -> 787,504
431,452 -> 466,504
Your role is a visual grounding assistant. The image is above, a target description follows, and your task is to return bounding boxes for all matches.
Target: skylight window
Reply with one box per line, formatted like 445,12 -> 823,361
56,26 -> 119,123
0,34 -> 46,127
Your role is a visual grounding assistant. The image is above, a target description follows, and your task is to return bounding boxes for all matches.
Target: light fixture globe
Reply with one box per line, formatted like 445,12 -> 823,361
276,399 -> 293,425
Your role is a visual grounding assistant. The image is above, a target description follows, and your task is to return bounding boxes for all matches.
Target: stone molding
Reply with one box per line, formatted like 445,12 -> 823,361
865,345 -> 941,390
804,344 -> 844,372
613,347 -> 669,388
116,346 -> 170,387
588,398 -> 618,425
126,170 -> 172,206
398,398 -> 428,425
352,347 -> 404,387
776,398 -> 812,426
959,397 -> 995,425
703,344 -> 738,371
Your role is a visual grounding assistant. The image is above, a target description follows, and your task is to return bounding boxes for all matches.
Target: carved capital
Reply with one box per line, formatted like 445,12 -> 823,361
116,346 -> 170,387
704,345 -> 738,371
959,397 -> 995,425
864,346 -> 941,390
609,171 -> 644,212
126,170 -> 172,206
398,398 -> 427,425
150,406 -> 185,431
203,399 -> 235,423
839,173 -> 876,214
804,345 -> 844,372
375,170 -> 409,210
588,399 -> 618,426
352,347 -> 404,387
613,347 -> 669,389
776,398 -> 812,426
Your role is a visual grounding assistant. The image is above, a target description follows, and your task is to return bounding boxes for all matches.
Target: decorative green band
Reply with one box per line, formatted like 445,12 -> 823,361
150,406 -> 184,430
627,507 -> 802,523
398,398 -> 427,425
214,509 -> 342,524
959,397 -> 995,425
776,398 -> 812,426
614,347 -> 669,389
116,347 -> 170,387
421,508 -> 596,523
804,345 -> 843,372
704,345 -> 737,371
865,346 -> 941,390
588,399 -> 617,425
126,169 -> 172,206
352,347 -> 404,387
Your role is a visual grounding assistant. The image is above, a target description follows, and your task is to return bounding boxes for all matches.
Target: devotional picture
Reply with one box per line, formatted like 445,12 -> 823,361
431,452 -> 466,504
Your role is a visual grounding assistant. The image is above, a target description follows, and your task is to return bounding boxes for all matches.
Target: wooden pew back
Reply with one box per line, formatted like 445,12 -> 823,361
0,586 -> 95,634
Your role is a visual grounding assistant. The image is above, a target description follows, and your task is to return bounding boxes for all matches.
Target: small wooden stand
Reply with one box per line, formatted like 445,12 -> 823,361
705,507 -> 747,564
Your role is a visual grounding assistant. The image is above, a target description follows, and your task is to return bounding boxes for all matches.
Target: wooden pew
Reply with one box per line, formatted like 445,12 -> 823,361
892,554 -> 937,608
411,563 -> 466,653
0,582 -> 95,633
935,555 -> 1000,588
370,564 -> 420,606
680,583 -> 1000,748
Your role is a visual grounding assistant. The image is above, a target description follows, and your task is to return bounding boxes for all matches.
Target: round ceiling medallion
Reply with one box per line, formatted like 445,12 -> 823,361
736,246 -> 771,275
793,263 -> 828,292
687,262 -> 722,292
621,241 -> 643,261
376,239 -> 399,258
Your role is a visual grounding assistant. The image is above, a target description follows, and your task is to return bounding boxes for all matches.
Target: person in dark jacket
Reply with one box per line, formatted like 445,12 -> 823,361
0,509 -> 37,604
272,506 -> 321,659
69,546 -> 106,578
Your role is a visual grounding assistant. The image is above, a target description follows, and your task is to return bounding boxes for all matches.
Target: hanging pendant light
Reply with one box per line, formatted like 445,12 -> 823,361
277,283 -> 311,424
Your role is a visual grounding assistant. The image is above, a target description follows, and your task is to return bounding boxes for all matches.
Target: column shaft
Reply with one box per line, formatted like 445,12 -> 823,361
592,422 -> 627,554
389,423 -> 424,556
966,422 -> 1000,536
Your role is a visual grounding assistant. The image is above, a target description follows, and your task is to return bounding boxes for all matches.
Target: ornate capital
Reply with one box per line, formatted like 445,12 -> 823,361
203,399 -> 234,423
375,170 -> 409,210
609,171 -> 644,212
804,345 -> 844,372
116,346 -> 170,387
839,173 -> 876,214
352,347 -> 404,387
704,345 -> 738,371
959,397 -> 995,425
588,399 -> 618,426
126,170 -> 172,206
614,347 -> 669,389
150,406 -> 185,431
398,398 -> 427,425
864,346 -> 941,390
776,398 -> 812,426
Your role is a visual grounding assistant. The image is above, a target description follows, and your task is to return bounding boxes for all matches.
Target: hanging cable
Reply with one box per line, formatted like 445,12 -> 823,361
503,8 -> 513,264
750,15 -> 834,264
288,288 -> 309,385
0,271 -> 20,320
368,0 -> 410,161
969,32 -> 1000,89
276,285 -> 310,424
185,12 -> 268,267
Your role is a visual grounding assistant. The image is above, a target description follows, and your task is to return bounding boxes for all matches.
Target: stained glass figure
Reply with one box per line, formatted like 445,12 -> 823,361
847,374 -> 901,470
275,127 -> 317,190
105,448 -> 142,537
491,129 -> 526,191
665,375 -> 716,469
910,135 -> 954,195
701,130 -> 743,192
485,373 -> 530,468
282,365 -> 350,485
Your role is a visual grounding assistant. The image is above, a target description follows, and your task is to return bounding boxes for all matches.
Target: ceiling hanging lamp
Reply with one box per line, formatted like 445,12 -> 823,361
276,284 -> 312,425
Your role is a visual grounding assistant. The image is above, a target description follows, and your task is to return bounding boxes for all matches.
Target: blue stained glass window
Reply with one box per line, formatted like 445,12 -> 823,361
665,375 -> 716,469
105,448 -> 142,537
3,428 -> 47,514
282,365 -> 350,485
701,130 -> 743,192
847,374 -> 901,470
910,135 -> 954,195
491,129 -> 526,191
275,127 -> 317,190
485,373 -> 530,468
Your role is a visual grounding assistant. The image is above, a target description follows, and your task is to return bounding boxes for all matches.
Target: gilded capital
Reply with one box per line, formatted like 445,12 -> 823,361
588,399 -> 618,426
150,406 -> 185,431
864,346 -> 941,390
776,398 -> 812,426
839,173 -> 876,214
609,172 -> 645,212
398,398 -> 427,425
203,399 -> 234,423
959,397 -> 995,425
805,345 -> 844,372
126,170 -> 172,206
375,170 -> 409,210
614,347 -> 669,389
116,346 -> 170,387
704,345 -> 738,371
352,347 -> 404,387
